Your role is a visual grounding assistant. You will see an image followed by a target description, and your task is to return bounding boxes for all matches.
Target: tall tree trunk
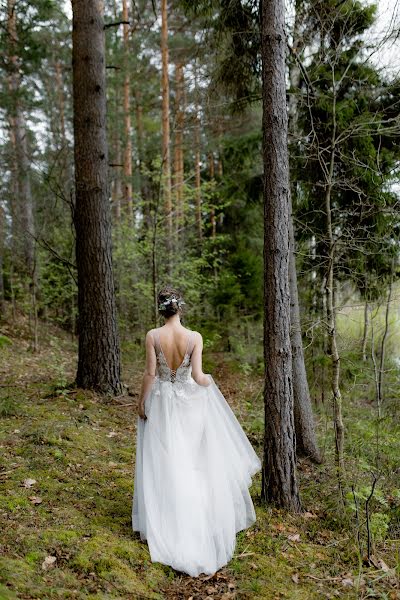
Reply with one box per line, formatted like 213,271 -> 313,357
173,62 -> 184,235
0,205 -> 5,316
7,0 -> 38,350
122,0 -> 133,219
55,61 -> 66,145
161,0 -> 172,252
377,259 -> 394,416
72,0 -> 122,395
324,88 -> 345,481
209,152 -> 216,239
135,90 -> 151,229
289,201 -> 322,462
287,10 -> 321,463
7,0 -> 35,278
260,0 -> 301,511
194,112 -> 202,241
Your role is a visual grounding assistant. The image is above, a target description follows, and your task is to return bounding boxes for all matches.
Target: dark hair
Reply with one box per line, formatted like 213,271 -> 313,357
157,286 -> 185,318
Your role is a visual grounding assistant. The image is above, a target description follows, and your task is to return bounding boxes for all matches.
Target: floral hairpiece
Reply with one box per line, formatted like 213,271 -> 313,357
158,296 -> 185,311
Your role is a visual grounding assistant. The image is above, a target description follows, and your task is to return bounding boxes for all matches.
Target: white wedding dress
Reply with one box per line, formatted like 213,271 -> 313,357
132,329 -> 261,577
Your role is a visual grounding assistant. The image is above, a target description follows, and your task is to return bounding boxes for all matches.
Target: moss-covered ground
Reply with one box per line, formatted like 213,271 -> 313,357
0,306 -> 399,599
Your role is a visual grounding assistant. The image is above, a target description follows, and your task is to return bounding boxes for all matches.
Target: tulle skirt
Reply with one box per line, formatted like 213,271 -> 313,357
132,375 -> 261,577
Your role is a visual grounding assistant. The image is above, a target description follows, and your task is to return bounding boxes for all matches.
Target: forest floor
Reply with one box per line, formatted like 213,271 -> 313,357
0,307 -> 399,600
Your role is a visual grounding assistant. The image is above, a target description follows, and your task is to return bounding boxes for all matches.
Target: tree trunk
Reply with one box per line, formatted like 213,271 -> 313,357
194,112 -> 202,241
287,18 -> 321,462
289,199 -> 322,463
72,0 -> 122,395
161,0 -> 172,249
135,90 -> 151,229
173,62 -> 184,235
55,61 -> 66,145
362,298 -> 369,362
122,0 -> 133,219
7,0 -> 36,281
377,259 -> 394,416
324,89 -> 345,481
0,205 -> 5,316
209,152 -> 216,239
260,0 -> 301,511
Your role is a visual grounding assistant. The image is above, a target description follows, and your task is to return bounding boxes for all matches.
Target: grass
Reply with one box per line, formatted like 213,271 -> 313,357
0,304 -> 399,599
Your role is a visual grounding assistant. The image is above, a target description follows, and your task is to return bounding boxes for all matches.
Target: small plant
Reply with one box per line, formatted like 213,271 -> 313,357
0,396 -> 19,417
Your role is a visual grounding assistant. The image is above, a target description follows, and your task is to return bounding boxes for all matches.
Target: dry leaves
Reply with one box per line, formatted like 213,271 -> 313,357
28,496 -> 42,505
23,478 -> 36,488
42,555 -> 56,570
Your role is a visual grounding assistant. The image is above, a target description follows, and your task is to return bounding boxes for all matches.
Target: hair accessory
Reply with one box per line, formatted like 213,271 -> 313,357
158,296 -> 185,311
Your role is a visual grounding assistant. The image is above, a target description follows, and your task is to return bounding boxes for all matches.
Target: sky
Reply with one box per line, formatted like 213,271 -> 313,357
63,0 -> 400,74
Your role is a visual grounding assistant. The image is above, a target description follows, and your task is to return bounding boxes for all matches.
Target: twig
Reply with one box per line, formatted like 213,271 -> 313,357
0,465 -> 21,476
104,20 -> 130,29
366,474 -> 379,561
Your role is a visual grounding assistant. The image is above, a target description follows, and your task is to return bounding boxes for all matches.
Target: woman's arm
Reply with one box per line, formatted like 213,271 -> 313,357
191,332 -> 211,387
138,331 -> 157,419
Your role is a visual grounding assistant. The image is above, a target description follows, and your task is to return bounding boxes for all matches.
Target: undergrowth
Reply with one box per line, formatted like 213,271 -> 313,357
0,305 -> 399,599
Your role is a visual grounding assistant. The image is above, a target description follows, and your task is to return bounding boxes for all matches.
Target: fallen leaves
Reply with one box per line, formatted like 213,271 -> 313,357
23,478 -> 36,488
28,496 -> 42,505
42,555 -> 56,570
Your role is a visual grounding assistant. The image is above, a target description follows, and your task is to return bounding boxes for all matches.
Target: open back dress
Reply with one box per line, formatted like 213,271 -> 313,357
132,328 -> 261,577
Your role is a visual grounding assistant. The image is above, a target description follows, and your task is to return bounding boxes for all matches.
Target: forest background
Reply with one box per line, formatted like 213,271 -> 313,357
0,0 -> 400,598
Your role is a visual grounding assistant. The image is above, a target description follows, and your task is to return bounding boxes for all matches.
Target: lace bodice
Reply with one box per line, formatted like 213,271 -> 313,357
153,329 -> 194,384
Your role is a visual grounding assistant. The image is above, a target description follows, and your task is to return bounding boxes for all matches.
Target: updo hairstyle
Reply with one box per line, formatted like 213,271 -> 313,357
158,287 -> 185,318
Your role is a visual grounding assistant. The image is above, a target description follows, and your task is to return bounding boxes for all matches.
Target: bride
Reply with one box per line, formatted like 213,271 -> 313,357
132,287 -> 261,577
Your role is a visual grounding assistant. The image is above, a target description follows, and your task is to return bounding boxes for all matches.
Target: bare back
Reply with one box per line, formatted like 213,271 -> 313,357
154,325 -> 193,371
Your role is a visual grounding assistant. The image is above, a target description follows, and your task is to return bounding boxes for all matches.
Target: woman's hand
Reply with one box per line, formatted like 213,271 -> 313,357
138,402 -> 147,420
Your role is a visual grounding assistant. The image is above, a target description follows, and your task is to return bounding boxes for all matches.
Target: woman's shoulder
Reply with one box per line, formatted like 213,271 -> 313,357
187,329 -> 203,343
145,328 -> 158,342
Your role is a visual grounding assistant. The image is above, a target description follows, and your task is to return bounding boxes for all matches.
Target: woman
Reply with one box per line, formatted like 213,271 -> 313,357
132,287 -> 261,577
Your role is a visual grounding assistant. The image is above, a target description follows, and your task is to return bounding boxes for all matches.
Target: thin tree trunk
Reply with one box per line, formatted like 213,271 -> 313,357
194,112 -> 202,241
112,140 -> 122,222
7,0 -> 38,350
209,152 -> 216,239
362,298 -> 369,362
161,0 -> 172,252
289,198 -> 321,462
122,0 -> 133,219
324,81 -> 345,482
377,259 -> 394,415
135,90 -> 151,229
174,62 -> 184,235
0,205 -> 5,316
260,0 -> 301,511
72,0 -> 122,395
55,61 -> 66,145
287,5 -> 321,462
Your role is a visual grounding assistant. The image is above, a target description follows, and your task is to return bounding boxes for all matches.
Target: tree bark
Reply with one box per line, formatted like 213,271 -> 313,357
377,259 -> 394,416
122,0 -> 133,219
72,0 -> 122,395
161,0 -> 172,250
7,0 -> 36,280
0,205 -> 5,316
289,199 -> 322,463
173,62 -> 184,235
260,0 -> 301,511
209,152 -> 216,239
194,112 -> 202,241
135,90 -> 151,229
324,87 -> 345,480
287,14 -> 321,463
